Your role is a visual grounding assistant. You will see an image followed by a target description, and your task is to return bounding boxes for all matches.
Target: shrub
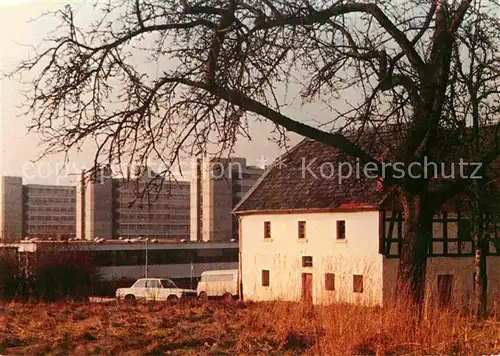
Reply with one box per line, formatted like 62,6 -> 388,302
0,247 -> 104,301
0,259 -> 20,300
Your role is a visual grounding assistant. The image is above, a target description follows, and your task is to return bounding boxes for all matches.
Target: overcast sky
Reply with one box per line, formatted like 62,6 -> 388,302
0,0 -> 338,185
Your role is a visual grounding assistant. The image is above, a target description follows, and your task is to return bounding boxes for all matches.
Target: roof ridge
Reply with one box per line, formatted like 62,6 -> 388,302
232,139 -> 310,214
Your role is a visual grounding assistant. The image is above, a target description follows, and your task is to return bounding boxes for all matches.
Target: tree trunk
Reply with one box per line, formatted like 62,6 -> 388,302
473,214 -> 488,321
396,195 -> 432,310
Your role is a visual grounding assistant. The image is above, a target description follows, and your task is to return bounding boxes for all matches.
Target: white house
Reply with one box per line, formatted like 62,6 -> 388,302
233,136 -> 500,308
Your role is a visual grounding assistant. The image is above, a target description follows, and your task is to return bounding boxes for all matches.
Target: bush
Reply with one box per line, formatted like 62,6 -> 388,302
33,263 -> 103,301
0,259 -> 21,300
0,248 -> 104,302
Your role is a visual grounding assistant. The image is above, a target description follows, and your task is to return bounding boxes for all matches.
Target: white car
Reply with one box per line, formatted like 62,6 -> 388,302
116,278 -> 197,302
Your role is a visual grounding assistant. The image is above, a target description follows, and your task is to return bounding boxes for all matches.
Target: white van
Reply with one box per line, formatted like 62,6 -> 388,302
196,269 -> 238,301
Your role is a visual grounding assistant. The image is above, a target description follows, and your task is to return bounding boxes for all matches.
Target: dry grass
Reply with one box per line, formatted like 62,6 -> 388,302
1,300 -> 500,355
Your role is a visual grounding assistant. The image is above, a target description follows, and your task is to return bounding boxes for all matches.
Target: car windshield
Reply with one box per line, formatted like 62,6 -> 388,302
160,279 -> 177,288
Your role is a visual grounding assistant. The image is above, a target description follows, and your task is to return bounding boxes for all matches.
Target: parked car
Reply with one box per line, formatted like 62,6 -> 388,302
116,278 -> 197,302
196,269 -> 238,301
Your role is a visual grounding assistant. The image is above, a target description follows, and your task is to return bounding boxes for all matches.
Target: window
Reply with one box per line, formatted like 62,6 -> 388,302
262,270 -> 270,286
325,273 -> 335,291
302,256 -> 313,267
353,275 -> 364,293
458,219 -> 472,241
146,279 -> 161,288
264,221 -> 271,239
161,279 -> 177,288
336,220 -> 346,240
298,221 -> 306,239
133,280 -> 147,288
209,274 -> 233,282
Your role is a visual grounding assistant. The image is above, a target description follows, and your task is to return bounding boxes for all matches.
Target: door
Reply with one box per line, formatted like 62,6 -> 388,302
145,279 -> 161,301
302,273 -> 313,304
437,274 -> 453,308
132,279 -> 147,299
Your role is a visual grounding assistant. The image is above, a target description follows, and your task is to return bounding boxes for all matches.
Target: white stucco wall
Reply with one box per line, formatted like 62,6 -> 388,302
240,211 -> 383,305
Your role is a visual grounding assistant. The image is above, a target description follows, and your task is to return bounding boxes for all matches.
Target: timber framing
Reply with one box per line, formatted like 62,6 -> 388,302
380,209 -> 500,258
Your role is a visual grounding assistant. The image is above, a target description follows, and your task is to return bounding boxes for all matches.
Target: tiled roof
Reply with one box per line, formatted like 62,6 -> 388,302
233,128 -> 401,213
234,124 -> 500,214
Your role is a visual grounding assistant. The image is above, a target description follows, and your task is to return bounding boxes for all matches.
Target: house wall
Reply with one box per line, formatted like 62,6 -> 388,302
382,210 -> 500,309
240,211 -> 383,305
383,256 -> 500,309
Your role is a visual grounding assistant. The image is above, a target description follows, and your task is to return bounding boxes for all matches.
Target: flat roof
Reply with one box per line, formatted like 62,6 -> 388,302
0,239 -> 238,252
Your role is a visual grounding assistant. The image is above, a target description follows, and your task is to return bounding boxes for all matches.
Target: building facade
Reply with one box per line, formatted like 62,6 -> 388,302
0,155 -> 259,242
23,184 -> 76,238
0,176 -> 76,241
190,157 -> 264,242
234,138 -> 500,308
0,176 -> 24,240
76,167 -> 191,240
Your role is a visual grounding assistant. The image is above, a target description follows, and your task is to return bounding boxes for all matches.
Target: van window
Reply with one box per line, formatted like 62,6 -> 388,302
208,274 -> 233,282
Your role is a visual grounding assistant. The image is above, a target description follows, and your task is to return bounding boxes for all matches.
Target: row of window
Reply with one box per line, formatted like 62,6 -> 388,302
25,187 -> 75,195
264,220 -> 347,240
116,204 -> 188,211
117,214 -> 189,221
25,206 -> 76,213
25,197 -> 76,204
116,191 -> 189,198
117,224 -> 189,231
26,215 -> 75,221
25,225 -> 75,232
260,270 -> 364,293
117,234 -> 190,239
89,248 -> 238,266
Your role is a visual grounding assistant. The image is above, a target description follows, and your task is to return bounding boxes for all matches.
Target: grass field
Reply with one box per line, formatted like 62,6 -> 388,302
2,300 -> 500,355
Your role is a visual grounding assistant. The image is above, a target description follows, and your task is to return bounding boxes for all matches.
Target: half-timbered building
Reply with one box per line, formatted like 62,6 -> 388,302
233,132 -> 500,308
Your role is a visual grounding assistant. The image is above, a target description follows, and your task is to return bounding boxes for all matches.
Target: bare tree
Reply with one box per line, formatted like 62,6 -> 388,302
10,0 -> 500,306
448,0 -> 500,319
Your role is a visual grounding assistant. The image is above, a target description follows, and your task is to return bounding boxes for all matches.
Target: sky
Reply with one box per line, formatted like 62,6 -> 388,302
0,0 -> 336,185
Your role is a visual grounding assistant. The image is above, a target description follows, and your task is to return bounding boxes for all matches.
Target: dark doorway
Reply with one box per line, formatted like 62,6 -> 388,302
302,273 -> 313,304
437,274 -> 454,308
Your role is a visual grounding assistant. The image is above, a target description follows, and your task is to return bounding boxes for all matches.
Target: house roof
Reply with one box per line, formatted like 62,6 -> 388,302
233,128 -> 402,214
233,124 -> 500,215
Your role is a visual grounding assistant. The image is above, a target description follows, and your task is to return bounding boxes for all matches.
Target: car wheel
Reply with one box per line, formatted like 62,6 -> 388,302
124,294 -> 136,303
167,295 -> 179,305
223,293 -> 233,303
198,292 -> 208,302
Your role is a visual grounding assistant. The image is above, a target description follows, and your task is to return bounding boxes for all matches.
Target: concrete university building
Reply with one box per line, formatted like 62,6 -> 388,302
76,166 -> 191,240
0,157 -> 264,242
190,157 -> 264,242
0,176 -> 76,240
